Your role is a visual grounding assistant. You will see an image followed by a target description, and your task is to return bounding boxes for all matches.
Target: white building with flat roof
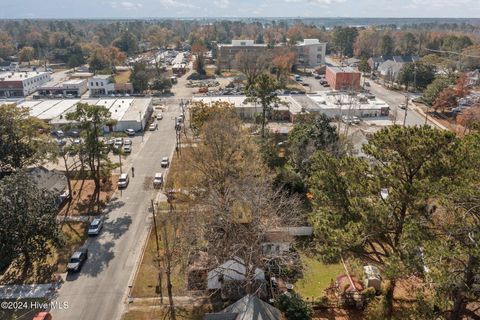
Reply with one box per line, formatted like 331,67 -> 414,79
192,95 -> 303,122
37,79 -> 87,98
0,71 -> 51,97
296,39 -> 327,68
18,98 -> 153,132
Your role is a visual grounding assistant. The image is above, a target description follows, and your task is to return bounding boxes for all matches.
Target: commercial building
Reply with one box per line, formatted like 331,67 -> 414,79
215,39 -> 328,70
37,79 -> 88,98
192,95 -> 303,122
0,71 -> 51,97
296,39 -> 327,68
215,40 -> 268,70
305,92 -> 390,118
88,75 -> 133,97
325,66 -> 361,90
17,98 -> 153,132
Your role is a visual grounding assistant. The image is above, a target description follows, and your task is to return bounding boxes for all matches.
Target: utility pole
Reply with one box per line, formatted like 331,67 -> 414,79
403,85 -> 409,127
151,199 -> 163,303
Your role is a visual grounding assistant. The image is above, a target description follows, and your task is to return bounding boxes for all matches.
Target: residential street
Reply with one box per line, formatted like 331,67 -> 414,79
50,104 -> 179,320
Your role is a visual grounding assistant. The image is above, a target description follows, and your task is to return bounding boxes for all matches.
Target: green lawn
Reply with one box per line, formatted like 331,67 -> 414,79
295,254 -> 344,299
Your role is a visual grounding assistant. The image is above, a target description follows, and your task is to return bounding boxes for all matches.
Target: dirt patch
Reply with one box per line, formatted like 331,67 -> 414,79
115,70 -> 132,84
58,176 -> 118,217
313,308 -> 364,320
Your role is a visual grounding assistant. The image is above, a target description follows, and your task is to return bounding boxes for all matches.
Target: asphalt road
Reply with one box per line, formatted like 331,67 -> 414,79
50,104 -> 179,320
324,56 -> 436,127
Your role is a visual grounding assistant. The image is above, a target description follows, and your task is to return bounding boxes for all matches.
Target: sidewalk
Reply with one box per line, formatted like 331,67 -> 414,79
410,103 -> 449,130
0,283 -> 57,299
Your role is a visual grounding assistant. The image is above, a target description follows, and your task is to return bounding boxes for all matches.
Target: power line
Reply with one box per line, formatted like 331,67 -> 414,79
425,48 -> 480,59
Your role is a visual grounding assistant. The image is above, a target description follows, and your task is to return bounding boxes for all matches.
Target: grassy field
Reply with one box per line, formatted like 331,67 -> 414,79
0,222 -> 87,285
295,254 -> 344,299
130,214 -> 186,298
115,70 -> 132,84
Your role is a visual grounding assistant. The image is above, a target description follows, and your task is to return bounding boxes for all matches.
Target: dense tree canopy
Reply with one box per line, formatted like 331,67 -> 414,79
0,171 -> 62,273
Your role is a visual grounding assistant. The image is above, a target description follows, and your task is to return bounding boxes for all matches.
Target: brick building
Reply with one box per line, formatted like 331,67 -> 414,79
325,66 -> 361,90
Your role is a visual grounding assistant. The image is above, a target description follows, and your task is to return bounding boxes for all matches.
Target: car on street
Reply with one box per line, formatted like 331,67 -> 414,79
87,218 -> 104,236
302,83 -> 309,87
114,137 -> 123,148
153,172 -> 164,188
364,81 -> 371,87
161,157 -> 170,168
314,74 -> 321,79
294,74 -> 301,81
177,115 -> 184,123
124,129 -> 136,136
156,113 -> 163,120
149,123 -> 158,131
67,247 -> 88,272
123,144 -> 132,153
399,103 -> 407,110
342,115 -> 361,124
118,173 -> 129,188
322,83 -> 330,87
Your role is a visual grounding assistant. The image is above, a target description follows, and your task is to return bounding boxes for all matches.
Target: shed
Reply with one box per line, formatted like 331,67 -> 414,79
363,265 -> 382,292
204,295 -> 282,320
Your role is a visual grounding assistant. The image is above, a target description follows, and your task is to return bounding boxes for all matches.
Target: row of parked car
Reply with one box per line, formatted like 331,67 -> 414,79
66,111 -> 174,274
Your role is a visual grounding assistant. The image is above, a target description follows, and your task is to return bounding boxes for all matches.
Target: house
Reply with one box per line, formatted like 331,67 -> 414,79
203,294 -> 283,320
466,69 -> 480,87
0,71 -> 51,97
368,55 -> 420,71
325,66 -> 361,90
261,230 -> 293,256
375,55 -> 420,82
26,166 -> 69,207
296,39 -> 327,68
207,257 -> 267,300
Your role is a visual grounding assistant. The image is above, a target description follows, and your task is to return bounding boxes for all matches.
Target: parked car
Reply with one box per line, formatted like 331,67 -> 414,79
294,74 -> 301,81
399,103 -> 407,110
67,247 -> 88,272
118,173 -> 129,188
177,115 -> 184,123
156,113 -> 163,120
342,115 -> 361,124
149,123 -> 158,131
114,137 -> 123,148
364,81 -> 371,87
124,139 -> 132,146
161,157 -> 170,168
56,138 -> 66,146
302,83 -> 309,87
123,144 -> 132,153
105,138 -> 114,146
52,130 -> 65,138
87,218 -> 104,236
322,83 -> 330,87
153,172 -> 164,188
124,129 -> 136,136
314,74 -> 321,79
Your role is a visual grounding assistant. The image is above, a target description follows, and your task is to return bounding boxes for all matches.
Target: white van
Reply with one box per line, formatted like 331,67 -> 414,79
118,173 -> 129,188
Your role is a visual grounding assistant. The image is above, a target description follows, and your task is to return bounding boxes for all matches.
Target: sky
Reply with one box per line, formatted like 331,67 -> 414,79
0,0 -> 479,19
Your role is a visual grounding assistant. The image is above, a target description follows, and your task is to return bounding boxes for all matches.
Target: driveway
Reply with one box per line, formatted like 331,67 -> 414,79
50,104 -> 179,320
